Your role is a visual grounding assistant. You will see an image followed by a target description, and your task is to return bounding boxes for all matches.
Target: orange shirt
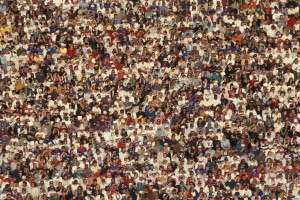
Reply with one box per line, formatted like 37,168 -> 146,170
232,35 -> 243,45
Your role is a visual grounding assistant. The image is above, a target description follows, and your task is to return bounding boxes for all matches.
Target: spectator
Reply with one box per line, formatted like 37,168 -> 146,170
0,0 -> 299,199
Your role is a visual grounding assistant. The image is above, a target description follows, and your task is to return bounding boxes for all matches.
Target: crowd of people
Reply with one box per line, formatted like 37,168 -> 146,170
0,0 -> 300,199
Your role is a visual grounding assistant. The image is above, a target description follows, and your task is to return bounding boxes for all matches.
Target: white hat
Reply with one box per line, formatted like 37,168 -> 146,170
79,124 -> 84,130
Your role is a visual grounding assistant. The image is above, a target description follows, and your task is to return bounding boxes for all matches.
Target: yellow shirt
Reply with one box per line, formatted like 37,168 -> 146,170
15,80 -> 23,91
5,26 -> 12,34
1,26 -> 12,34
90,165 -> 98,174
34,55 -> 44,63
60,47 -> 67,55
0,27 -> 5,35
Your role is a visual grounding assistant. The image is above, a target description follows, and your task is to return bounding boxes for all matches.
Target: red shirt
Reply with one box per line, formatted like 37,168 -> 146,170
28,54 -> 34,63
109,31 -> 119,41
27,177 -> 35,184
0,177 -> 12,184
92,52 -> 99,58
222,0 -> 226,6
287,17 -> 297,27
271,99 -> 279,108
117,71 -> 127,80
77,146 -> 86,154
264,6 -> 272,15
117,142 -> 123,149
123,176 -> 131,185
66,48 -> 76,57
93,171 -> 100,178
115,63 -> 122,70
240,172 -> 250,180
